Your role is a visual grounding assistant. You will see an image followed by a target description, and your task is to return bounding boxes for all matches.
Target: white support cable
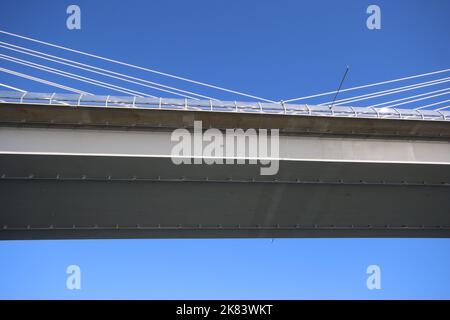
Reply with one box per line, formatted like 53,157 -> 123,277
0,53 -> 150,98
0,82 -> 26,92
368,87 -> 450,108
415,99 -> 450,110
333,79 -> 450,106
0,54 -> 152,98
283,68 -> 450,103
46,92 -> 71,106
436,105 -> 450,111
51,98 -> 70,106
0,42 -> 207,100
0,67 -> 92,95
319,77 -> 450,106
381,91 -> 450,109
0,30 -> 276,103
43,92 -> 71,106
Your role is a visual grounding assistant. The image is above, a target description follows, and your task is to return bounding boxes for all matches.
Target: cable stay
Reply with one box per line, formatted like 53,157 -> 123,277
0,67 -> 92,95
0,54 -> 156,98
0,30 -> 276,103
319,77 -> 450,106
284,69 -> 450,103
381,91 -> 450,108
0,42 -> 213,100
0,83 -> 26,92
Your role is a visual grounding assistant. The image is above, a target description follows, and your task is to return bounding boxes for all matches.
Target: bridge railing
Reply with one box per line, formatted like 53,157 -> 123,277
0,90 -> 449,121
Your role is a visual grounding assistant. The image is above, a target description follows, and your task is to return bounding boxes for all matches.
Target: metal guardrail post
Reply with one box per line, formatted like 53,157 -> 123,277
305,104 -> 311,116
392,107 -> 402,119
436,110 -> 446,120
77,94 -> 83,107
415,109 -> 425,120
280,100 -> 286,114
370,107 -> 380,118
19,91 -> 27,104
49,93 -> 55,105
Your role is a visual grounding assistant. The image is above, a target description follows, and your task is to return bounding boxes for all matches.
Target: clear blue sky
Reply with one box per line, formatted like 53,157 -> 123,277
0,0 -> 450,299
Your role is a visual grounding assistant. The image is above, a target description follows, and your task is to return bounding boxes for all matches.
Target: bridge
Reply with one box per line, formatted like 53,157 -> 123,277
0,91 -> 449,239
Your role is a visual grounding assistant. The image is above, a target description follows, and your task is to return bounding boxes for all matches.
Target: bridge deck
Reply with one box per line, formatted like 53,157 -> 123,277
0,101 -> 449,239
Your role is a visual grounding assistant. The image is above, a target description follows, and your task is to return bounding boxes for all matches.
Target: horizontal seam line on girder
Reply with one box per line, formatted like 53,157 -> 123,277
2,152 -> 450,166
2,226 -> 450,231
1,176 -> 449,186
